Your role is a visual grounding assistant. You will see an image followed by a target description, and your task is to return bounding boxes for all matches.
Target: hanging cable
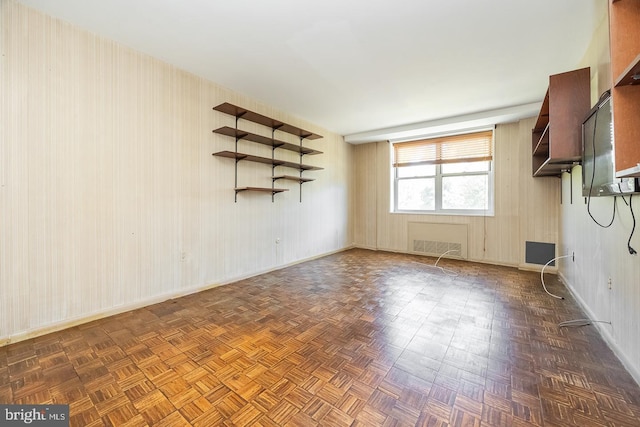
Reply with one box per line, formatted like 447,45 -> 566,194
540,254 -> 571,299
626,194 -> 637,255
587,194 -> 617,228
585,100 -> 617,228
615,193 -> 637,255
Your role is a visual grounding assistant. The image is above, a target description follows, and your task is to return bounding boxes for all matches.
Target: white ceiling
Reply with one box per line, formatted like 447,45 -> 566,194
17,0 -> 607,142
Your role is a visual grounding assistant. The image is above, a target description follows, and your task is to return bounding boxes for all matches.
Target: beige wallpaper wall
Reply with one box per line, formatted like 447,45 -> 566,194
6,1 -> 637,386
352,120 -> 560,268
0,1 -> 353,343
559,10 -> 640,382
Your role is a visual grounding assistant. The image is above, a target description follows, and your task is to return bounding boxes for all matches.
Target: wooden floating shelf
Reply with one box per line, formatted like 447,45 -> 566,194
609,0 -> 640,175
533,158 -> 576,177
533,90 -> 550,131
532,123 -> 550,155
213,126 -> 322,155
235,187 -> 288,194
530,68 -> 589,177
291,162 -> 323,171
273,175 -> 315,183
614,53 -> 640,86
213,151 -> 323,171
213,102 -> 323,202
214,103 -> 322,140
213,150 -> 283,166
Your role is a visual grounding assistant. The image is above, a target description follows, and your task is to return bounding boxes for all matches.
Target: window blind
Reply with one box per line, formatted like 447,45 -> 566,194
393,130 -> 493,167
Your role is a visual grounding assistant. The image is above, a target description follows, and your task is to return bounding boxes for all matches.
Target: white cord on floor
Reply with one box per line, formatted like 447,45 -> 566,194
433,249 -> 460,276
413,249 -> 460,276
540,255 -> 613,328
559,319 -> 611,328
540,254 -> 571,299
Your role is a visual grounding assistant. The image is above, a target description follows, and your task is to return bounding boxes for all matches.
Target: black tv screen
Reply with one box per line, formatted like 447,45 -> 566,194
582,91 -> 639,197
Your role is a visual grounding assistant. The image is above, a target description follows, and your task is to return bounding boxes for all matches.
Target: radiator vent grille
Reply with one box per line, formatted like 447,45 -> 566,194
413,240 -> 462,256
408,222 -> 468,259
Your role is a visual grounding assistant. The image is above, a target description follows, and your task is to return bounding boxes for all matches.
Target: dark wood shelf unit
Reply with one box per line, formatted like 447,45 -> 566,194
213,126 -> 322,155
213,102 -> 322,140
610,0 -> 640,177
212,103 -> 323,201
533,158 -> 577,177
287,162 -> 323,171
531,67 -> 590,177
273,175 -> 315,183
533,91 -> 550,132
213,150 -> 283,166
532,123 -> 549,156
235,187 -> 288,195
212,151 -> 323,171
614,53 -> 640,87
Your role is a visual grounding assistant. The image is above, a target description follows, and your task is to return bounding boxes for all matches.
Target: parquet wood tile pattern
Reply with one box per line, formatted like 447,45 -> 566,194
2,248 -> 640,426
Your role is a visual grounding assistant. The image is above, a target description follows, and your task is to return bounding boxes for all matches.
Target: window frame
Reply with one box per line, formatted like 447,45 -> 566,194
391,129 -> 495,216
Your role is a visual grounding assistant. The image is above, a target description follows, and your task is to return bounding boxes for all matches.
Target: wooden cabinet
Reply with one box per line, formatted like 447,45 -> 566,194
532,67 -> 591,177
212,103 -> 323,201
609,0 -> 640,177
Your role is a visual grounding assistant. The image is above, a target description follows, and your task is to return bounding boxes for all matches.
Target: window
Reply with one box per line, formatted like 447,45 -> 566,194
392,129 -> 494,215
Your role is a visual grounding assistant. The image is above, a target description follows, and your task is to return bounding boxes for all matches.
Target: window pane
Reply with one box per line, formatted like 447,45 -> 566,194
442,175 -> 488,210
397,178 -> 435,210
442,161 -> 490,174
397,164 -> 436,178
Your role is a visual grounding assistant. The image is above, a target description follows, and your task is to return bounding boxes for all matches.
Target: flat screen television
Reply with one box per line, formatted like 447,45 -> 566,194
582,91 -> 640,197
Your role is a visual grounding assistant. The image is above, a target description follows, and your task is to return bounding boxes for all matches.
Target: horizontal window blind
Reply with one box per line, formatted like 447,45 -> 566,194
393,130 -> 493,167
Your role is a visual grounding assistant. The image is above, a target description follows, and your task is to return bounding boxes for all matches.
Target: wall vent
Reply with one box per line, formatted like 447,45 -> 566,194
525,241 -> 556,265
408,222 -> 468,259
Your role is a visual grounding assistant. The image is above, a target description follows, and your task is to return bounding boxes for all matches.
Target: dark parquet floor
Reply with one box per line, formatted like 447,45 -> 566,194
1,249 -> 640,426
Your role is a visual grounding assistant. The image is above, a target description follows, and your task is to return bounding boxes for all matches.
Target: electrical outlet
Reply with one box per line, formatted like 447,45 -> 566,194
565,248 -> 574,262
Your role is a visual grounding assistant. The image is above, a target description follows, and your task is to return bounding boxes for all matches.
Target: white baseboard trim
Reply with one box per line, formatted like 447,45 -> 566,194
518,262 -> 557,273
351,244 -> 379,251
0,246 -> 353,348
558,271 -> 640,386
352,244 -> 521,269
